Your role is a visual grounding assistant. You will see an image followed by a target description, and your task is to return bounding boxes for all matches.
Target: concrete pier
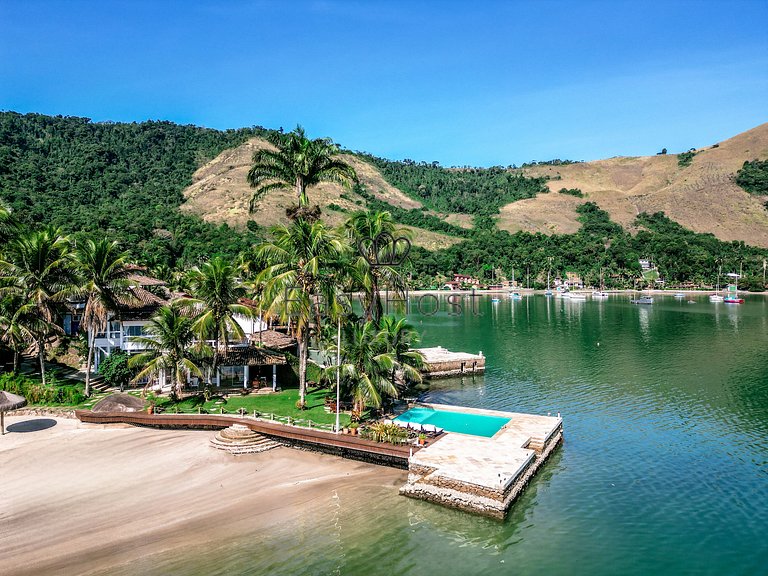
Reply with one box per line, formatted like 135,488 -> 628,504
400,403 -> 563,518
416,347 -> 485,378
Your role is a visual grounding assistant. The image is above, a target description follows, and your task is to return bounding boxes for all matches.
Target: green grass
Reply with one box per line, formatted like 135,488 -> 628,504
154,387 -> 351,428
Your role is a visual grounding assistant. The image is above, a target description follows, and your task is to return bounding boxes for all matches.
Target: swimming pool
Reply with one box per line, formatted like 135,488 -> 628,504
394,407 -> 510,438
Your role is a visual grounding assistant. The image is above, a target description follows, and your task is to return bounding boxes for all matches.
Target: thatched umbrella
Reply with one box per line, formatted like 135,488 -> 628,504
0,391 -> 27,435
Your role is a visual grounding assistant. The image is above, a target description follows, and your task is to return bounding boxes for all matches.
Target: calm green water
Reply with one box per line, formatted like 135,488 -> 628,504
115,294 -> 768,576
394,406 -> 510,437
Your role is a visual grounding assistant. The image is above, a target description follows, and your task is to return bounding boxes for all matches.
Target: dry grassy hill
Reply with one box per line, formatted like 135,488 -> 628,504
180,137 -> 464,249
499,123 -> 768,247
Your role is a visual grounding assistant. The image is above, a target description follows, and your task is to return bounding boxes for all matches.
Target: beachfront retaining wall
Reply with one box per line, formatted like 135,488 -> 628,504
75,411 -> 414,469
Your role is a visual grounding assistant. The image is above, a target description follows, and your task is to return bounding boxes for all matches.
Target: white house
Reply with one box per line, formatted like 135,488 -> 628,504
90,270 -> 295,392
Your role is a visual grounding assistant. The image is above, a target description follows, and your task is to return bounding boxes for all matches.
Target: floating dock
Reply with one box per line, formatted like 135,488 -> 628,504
416,346 -> 485,378
400,403 -> 563,519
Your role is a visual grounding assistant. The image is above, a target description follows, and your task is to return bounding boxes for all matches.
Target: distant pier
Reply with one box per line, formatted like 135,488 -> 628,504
417,347 -> 485,378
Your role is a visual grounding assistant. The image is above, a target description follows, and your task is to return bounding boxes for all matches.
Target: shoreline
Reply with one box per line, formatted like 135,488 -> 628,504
0,416 -> 405,576
406,288 -> 768,296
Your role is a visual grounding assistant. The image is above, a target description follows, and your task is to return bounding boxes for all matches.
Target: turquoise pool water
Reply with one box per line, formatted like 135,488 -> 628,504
394,406 -> 510,437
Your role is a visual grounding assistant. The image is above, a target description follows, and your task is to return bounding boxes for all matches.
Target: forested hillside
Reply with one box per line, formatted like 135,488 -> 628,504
1,112 -> 766,289
0,112 -> 271,267
358,153 -> 549,215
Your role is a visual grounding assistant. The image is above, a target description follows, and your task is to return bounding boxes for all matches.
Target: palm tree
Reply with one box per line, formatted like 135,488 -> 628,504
0,199 -> 18,244
247,125 -> 357,214
2,226 -> 76,384
75,239 -> 133,397
128,304 -> 207,399
379,315 -> 423,389
256,219 -> 347,407
0,292 -> 43,374
344,210 -> 411,324
332,320 -> 398,416
178,257 -> 251,384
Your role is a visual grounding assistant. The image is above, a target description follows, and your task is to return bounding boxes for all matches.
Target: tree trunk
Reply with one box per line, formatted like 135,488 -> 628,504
38,339 -> 46,386
85,330 -> 95,397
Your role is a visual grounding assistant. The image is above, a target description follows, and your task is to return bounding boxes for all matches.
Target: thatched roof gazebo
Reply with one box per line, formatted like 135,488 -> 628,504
0,391 -> 27,435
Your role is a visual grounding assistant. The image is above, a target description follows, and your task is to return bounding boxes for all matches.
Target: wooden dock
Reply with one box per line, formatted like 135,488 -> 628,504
75,410 -> 417,468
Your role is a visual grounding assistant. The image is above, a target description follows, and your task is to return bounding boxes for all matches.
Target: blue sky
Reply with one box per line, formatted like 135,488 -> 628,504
1,0 -> 766,166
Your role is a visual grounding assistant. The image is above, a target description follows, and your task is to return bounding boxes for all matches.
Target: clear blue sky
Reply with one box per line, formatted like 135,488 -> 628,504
1,0 -> 766,166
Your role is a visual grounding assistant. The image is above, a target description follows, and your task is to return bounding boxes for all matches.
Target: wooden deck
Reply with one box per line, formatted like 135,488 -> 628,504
75,410 -> 418,468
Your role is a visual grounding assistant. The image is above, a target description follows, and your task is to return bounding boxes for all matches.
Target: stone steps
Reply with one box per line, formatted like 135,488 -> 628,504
210,424 -> 284,454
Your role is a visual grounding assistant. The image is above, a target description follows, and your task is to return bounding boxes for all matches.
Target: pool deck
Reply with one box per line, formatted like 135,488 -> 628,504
400,403 -> 563,518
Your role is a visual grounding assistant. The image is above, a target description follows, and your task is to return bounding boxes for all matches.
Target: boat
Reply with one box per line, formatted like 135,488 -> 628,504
723,266 -> 744,303
566,292 -> 587,300
592,291 -> 609,299
509,292 -> 522,300
710,266 -> 724,302
491,298 -> 500,303
631,296 -> 654,305
674,292 -> 685,299
545,263 -> 553,296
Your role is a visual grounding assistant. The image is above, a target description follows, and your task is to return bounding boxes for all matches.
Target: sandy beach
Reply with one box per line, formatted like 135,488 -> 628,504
0,416 -> 406,576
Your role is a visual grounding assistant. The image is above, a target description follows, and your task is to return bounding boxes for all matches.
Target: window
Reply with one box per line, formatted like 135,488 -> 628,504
219,366 -> 245,388
124,325 -> 144,338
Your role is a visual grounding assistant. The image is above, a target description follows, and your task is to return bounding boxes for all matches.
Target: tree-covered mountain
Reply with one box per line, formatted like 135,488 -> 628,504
1,111 -> 766,289
0,112 -> 273,267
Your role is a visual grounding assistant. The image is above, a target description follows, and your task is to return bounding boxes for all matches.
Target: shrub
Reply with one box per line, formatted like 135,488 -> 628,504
0,373 -> 85,405
677,150 -> 697,167
558,187 -> 584,198
367,422 -> 408,444
98,350 -> 133,389
735,160 -> 768,195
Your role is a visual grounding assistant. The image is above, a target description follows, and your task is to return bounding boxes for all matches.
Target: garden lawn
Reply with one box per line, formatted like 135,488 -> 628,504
155,387 -> 350,428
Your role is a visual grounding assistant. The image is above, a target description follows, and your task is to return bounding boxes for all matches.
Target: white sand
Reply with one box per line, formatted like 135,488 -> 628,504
0,416 -> 404,576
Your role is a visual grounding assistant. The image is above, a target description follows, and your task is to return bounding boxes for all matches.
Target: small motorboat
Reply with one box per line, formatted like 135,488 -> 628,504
592,291 -> 609,299
631,297 -> 654,305
674,292 -> 685,298
724,296 -> 744,304
709,294 -> 724,302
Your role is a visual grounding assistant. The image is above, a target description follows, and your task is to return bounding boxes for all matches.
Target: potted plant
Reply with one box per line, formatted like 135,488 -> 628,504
418,433 -> 426,445
349,422 -> 360,436
145,392 -> 157,414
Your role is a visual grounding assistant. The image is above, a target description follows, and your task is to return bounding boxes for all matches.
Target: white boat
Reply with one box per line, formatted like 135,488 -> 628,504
592,291 -> 609,299
545,262 -> 554,296
631,296 -> 654,305
710,266 -> 724,302
566,292 -> 587,300
674,292 -> 685,298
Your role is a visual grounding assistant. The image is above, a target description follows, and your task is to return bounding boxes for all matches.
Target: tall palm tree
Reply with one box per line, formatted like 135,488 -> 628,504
379,315 -> 424,389
247,125 -> 358,214
344,210 -> 411,324
128,304 -> 207,399
256,219 -> 347,407
178,256 -> 251,384
2,226 -> 76,384
75,239 -> 133,396
333,320 -> 398,416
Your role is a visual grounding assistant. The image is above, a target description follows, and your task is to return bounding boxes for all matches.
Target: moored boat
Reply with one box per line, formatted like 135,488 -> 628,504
631,296 -> 654,305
